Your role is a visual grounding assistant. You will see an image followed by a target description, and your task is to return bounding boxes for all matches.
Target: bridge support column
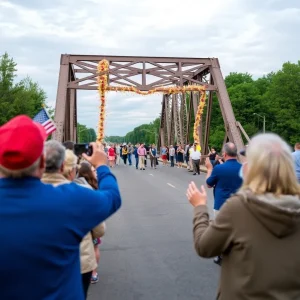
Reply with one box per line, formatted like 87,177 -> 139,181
210,58 -> 244,152
53,55 -> 70,142
69,89 -> 77,142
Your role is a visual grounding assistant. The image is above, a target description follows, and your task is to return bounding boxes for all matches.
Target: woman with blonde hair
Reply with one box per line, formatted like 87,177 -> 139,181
187,133 -> 300,300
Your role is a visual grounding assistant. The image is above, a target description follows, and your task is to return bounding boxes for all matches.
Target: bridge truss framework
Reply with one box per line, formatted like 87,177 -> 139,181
53,54 -> 248,154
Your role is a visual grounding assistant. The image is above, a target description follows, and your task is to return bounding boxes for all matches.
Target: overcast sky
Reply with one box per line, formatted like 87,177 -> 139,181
1,0 -> 300,135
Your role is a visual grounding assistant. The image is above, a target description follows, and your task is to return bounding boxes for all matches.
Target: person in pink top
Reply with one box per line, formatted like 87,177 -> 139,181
138,144 -> 147,170
108,146 -> 116,168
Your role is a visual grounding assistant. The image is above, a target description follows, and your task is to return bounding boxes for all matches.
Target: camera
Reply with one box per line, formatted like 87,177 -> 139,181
74,143 -> 93,157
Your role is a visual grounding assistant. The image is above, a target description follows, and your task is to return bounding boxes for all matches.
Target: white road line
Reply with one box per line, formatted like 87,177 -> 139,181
149,174 -> 154,176
167,183 -> 176,188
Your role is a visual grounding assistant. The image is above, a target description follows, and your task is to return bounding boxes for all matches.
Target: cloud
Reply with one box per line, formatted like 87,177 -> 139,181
1,0 -> 300,135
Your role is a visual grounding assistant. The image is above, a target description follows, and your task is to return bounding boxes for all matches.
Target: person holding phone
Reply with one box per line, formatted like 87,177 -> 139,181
0,115 -> 122,300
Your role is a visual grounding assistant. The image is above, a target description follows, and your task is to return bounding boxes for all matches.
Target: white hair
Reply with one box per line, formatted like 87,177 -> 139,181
0,158 -> 41,178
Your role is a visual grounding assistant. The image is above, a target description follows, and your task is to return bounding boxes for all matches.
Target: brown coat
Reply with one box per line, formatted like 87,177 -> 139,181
193,190 -> 300,300
42,173 -> 106,274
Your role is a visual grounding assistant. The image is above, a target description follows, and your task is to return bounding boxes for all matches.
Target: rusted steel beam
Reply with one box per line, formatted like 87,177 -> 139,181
181,92 -> 188,146
203,90 -> 213,154
74,65 -> 204,75
210,58 -> 244,152
54,54 -> 245,152
186,92 -> 193,145
182,66 -> 210,84
172,94 -> 179,144
67,81 -> 217,91
159,96 -> 166,149
69,55 -> 213,64
236,121 -> 250,142
69,89 -> 76,142
203,74 -> 214,154
74,89 -> 78,143
53,55 -> 70,142
73,62 -> 97,74
64,89 -> 71,141
76,61 -> 98,69
166,95 -> 172,146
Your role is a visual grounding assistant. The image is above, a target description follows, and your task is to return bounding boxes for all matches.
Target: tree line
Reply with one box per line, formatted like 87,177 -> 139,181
0,52 -> 96,142
107,61 -> 300,150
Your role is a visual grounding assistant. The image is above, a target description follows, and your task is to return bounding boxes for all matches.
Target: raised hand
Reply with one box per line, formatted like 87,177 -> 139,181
186,181 -> 207,207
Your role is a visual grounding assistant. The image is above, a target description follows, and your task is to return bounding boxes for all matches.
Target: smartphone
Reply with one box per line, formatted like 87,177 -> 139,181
74,143 -> 93,156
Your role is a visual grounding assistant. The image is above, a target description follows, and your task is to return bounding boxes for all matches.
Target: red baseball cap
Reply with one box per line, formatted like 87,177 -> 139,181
0,115 -> 47,170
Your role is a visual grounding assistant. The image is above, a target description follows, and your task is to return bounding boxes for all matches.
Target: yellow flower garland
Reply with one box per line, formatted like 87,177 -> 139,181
97,59 -> 206,143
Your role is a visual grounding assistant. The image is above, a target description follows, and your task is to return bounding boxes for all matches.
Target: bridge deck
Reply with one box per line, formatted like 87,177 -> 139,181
88,162 -> 218,300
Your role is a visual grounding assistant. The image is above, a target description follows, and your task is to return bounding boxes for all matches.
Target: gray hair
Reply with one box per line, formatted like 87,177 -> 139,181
44,140 -> 65,173
0,158 -> 41,178
223,142 -> 237,157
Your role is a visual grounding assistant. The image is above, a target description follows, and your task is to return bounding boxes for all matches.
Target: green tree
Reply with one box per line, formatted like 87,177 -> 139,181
0,52 -> 17,124
225,72 -> 253,88
209,72 -> 263,150
77,123 -> 96,143
0,52 -> 47,125
105,136 -> 124,143
12,77 -> 46,117
262,61 -> 300,144
46,104 -> 55,119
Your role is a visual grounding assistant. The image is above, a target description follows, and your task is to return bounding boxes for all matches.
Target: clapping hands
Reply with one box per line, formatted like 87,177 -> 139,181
186,181 -> 207,207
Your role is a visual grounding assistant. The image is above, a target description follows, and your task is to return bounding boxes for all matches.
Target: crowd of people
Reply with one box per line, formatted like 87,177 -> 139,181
0,115 -> 122,300
0,113 -> 300,300
97,143 -> 159,170
101,141 -> 211,175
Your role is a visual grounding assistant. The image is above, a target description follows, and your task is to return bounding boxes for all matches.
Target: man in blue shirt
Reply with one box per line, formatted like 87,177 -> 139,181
292,142 -> 300,183
0,115 -> 122,300
205,142 -> 242,265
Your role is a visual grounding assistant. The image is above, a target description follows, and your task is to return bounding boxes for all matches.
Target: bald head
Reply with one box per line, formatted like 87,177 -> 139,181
223,142 -> 237,157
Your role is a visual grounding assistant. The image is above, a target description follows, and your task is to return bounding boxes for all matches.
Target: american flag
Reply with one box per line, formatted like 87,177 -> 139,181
33,108 -> 57,136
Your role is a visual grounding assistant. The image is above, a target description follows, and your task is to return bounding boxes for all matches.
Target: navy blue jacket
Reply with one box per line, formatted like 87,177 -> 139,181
206,159 -> 242,210
0,166 -> 121,300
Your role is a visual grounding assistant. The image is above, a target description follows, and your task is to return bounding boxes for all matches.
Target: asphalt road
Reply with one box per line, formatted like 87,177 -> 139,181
88,159 -> 219,300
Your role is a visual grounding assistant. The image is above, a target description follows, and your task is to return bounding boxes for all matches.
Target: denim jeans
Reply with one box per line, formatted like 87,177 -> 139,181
170,156 -> 174,167
135,156 -> 139,169
128,154 -> 132,165
185,155 -> 189,164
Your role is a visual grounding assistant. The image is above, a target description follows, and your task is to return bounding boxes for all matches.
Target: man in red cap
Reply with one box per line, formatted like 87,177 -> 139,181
0,115 -> 122,300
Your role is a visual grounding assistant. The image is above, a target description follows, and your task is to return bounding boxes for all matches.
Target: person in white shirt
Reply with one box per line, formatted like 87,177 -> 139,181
190,143 -> 201,175
115,144 -> 121,165
169,145 -> 175,167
